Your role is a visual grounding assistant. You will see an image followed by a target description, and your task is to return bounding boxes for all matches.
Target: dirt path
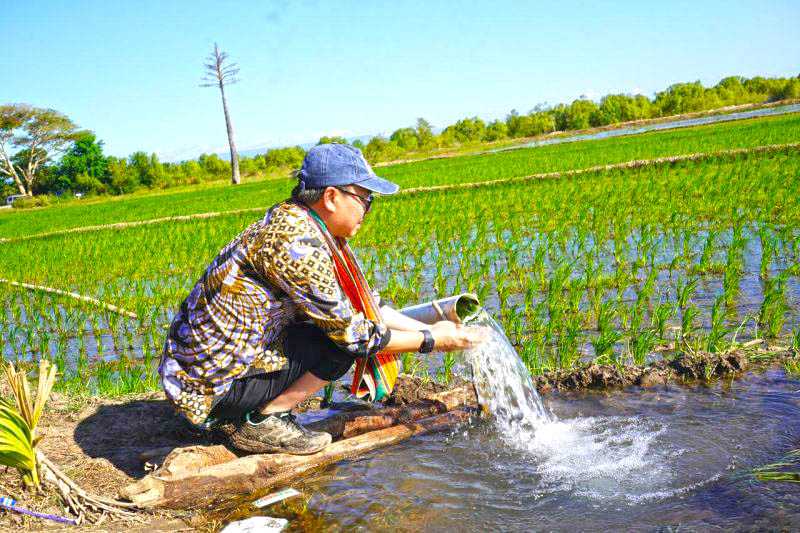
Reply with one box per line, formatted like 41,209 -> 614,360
0,391 -> 208,531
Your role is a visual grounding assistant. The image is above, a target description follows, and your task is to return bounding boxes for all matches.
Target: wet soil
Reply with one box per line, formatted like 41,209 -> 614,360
532,345 -> 786,393
383,374 -> 469,406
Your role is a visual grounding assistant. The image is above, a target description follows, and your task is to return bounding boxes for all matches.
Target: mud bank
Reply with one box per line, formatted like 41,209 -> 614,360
532,343 -> 794,392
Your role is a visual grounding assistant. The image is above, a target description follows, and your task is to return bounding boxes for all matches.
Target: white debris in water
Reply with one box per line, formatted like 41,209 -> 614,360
220,516 -> 288,533
253,487 -> 300,508
464,313 -> 677,501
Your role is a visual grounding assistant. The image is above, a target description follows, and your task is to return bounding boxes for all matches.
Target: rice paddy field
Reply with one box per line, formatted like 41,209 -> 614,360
2,109 -> 800,530
0,112 -> 799,398
1,111 -> 798,240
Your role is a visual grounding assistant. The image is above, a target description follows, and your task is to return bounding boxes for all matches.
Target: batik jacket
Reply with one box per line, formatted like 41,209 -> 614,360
158,200 -> 390,426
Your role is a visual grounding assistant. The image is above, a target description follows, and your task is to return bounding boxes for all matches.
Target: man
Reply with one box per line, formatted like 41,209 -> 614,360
159,143 -> 485,455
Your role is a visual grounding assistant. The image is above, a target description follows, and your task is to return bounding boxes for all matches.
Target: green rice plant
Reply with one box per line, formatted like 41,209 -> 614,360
758,273 -> 789,338
697,231 -> 717,272
401,352 -> 423,377
436,352 -> 457,384
706,296 -> 730,353
629,328 -> 658,366
556,316 -> 582,370
592,328 -> 623,365
722,259 -> 742,306
680,304 -> 700,340
651,300 -> 676,340
759,225 -> 778,278
595,300 -> 617,333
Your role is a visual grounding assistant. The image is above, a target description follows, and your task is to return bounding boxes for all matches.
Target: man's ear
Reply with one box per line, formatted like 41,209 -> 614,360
321,186 -> 338,212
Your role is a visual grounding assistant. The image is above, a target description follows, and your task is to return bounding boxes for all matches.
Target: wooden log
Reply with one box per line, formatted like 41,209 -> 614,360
308,383 -> 477,439
120,409 -> 474,509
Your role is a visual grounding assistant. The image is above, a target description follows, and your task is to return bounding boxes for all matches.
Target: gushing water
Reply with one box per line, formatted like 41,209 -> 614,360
463,312 -> 696,501
464,313 -> 553,437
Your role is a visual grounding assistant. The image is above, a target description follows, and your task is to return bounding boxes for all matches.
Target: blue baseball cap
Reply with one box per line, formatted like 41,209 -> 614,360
297,143 -> 399,195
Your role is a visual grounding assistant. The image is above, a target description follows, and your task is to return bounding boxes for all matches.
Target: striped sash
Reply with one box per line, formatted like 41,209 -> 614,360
302,204 -> 399,400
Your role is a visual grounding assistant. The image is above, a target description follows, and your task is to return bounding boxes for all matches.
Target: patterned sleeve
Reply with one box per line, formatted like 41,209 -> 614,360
255,211 -> 390,359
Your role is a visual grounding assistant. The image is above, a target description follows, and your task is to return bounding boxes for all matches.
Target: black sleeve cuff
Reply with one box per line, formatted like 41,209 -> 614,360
367,327 -> 391,359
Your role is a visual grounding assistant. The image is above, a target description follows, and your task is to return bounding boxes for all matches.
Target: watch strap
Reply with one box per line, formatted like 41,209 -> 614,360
418,329 -> 435,353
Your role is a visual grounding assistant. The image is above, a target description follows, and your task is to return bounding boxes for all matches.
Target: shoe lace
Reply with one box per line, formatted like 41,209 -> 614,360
277,412 -> 307,435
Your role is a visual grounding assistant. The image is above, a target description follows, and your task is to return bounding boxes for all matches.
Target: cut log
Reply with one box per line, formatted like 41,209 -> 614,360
120,408 -> 474,509
308,383 -> 477,439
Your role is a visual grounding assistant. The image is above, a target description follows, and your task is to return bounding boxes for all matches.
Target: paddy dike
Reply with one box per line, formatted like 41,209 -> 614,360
529,341 -> 796,394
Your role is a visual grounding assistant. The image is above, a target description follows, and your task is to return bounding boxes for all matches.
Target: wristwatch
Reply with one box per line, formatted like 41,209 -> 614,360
418,329 -> 435,353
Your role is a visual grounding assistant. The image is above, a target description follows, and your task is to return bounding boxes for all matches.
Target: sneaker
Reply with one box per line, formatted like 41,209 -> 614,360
227,411 -> 332,455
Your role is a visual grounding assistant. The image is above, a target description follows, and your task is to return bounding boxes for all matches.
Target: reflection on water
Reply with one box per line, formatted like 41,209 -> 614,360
490,103 -> 800,154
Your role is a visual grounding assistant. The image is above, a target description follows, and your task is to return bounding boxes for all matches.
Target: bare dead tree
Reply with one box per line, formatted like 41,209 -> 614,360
201,43 -> 241,185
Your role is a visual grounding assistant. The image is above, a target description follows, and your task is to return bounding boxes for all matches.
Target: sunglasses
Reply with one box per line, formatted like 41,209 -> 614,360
335,187 -> 374,214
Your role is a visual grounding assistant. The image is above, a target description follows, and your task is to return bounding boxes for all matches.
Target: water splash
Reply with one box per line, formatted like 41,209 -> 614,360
463,312 -> 691,501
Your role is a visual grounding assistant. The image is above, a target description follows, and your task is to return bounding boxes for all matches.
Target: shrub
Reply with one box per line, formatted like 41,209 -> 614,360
11,194 -> 53,209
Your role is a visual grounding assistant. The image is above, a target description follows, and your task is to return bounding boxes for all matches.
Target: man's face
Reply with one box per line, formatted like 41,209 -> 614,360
324,184 -> 373,238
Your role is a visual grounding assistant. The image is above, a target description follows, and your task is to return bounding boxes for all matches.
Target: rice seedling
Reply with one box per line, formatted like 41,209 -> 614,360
651,300 -> 676,341
759,273 -> 790,338
0,118 -> 798,396
706,296 -> 730,353
592,328 -> 623,365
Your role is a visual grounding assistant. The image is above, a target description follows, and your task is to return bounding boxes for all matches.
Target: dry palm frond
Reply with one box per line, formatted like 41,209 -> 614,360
0,399 -> 37,486
0,360 -> 56,488
4,359 -> 57,444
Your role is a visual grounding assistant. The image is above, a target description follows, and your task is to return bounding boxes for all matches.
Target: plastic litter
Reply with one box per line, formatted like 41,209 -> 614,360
0,496 -> 79,525
220,516 -> 288,532
253,487 -> 300,508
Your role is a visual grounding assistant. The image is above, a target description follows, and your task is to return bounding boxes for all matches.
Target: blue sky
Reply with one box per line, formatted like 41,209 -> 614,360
3,1 -> 799,161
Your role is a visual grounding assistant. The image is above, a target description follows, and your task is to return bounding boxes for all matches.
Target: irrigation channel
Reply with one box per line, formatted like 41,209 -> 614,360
220,314 -> 800,531
491,102 -> 800,153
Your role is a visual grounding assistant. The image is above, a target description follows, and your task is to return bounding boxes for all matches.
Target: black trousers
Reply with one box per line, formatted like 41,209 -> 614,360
209,323 -> 354,422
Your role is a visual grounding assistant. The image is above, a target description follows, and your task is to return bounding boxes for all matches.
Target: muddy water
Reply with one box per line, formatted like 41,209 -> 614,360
260,369 -> 800,531
491,103 -> 800,153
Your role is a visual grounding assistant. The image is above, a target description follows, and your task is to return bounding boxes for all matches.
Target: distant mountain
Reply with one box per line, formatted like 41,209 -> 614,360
220,133 -> 381,161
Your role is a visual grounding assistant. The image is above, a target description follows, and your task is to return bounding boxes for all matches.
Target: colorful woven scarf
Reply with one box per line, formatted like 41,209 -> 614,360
302,205 -> 400,401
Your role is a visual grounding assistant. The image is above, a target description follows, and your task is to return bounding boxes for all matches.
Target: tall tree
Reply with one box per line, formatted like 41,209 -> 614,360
201,43 -> 241,185
58,131 -> 109,183
0,104 -> 79,196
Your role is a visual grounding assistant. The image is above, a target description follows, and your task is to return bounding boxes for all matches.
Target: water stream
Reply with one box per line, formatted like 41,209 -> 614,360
463,313 -> 685,504
261,315 -> 800,530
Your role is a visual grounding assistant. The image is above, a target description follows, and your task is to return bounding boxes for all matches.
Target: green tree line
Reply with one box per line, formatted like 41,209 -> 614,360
357,74 -> 799,163
2,74 -> 798,203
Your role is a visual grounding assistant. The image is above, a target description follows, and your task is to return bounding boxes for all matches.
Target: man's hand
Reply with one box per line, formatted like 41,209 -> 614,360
429,321 -> 489,351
